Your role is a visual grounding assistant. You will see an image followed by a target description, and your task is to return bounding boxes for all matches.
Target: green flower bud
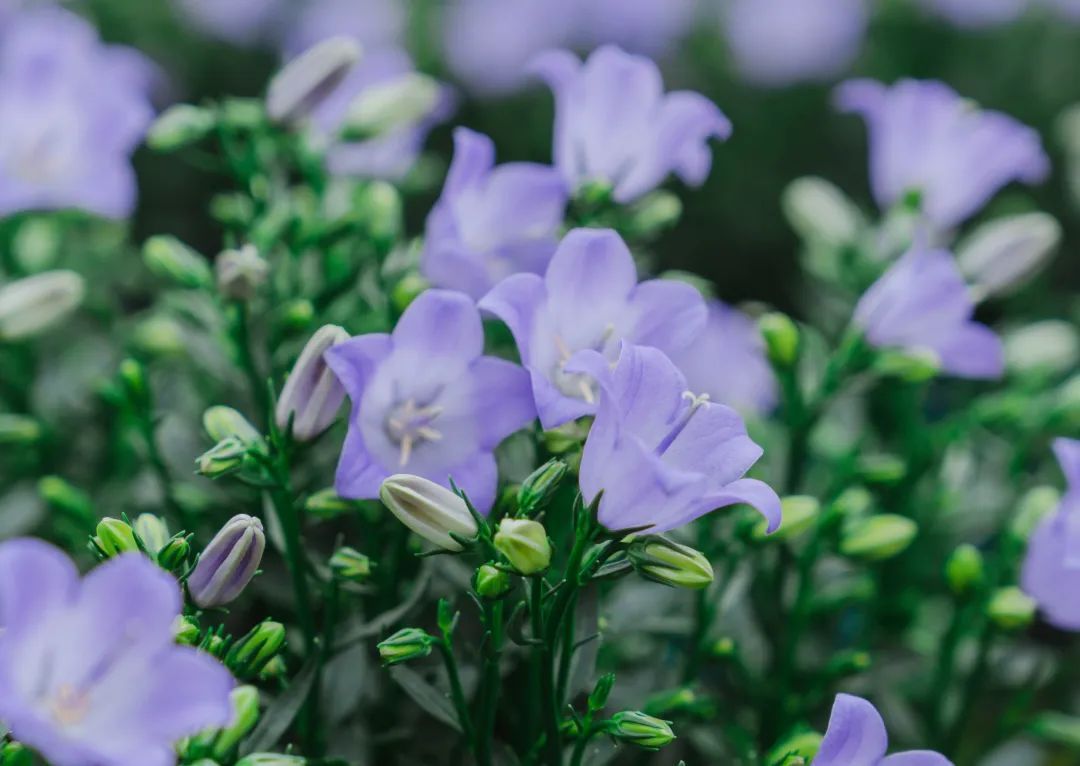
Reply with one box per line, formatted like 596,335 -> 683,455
340,72 -> 440,140
0,270 -> 85,341
623,191 -> 682,239
174,615 -> 202,645
494,518 -> 552,575
377,627 -> 436,666
1011,486 -> 1061,541
390,272 -> 430,314
278,299 -> 315,332
840,515 -> 917,561
92,517 -> 139,558
304,487 -> 358,518
823,649 -> 871,678
782,176 -> 861,248
143,235 -> 213,290
196,436 -> 249,479
12,218 -> 62,272
356,182 -> 402,251
203,405 -> 264,447
0,413 -> 42,444
235,755 -> 306,766
1005,321 -> 1080,378
0,741 -> 34,766
759,312 -> 800,368
832,486 -> 873,519
627,536 -> 714,590
227,622 -> 286,678
38,475 -> 95,525
986,586 -> 1036,630
872,348 -> 941,383
158,534 -> 192,574
945,544 -> 985,596
474,563 -> 511,599
216,244 -> 269,301
211,685 -> 261,759
219,98 -> 264,130
131,315 -> 187,358
766,730 -> 824,766
259,655 -> 288,680
211,193 -> 255,227
588,673 -> 615,712
753,496 -> 820,541
517,459 -> 568,515
133,513 -> 171,554
607,711 -> 676,750
855,453 -> 908,486
329,547 -> 374,582
643,687 -> 700,717
147,104 -> 217,152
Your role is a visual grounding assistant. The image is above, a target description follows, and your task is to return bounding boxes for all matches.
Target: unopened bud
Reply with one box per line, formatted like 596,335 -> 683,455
390,272 -> 430,314
766,730 -> 824,766
131,315 -> 187,357
174,615 -> 202,645
377,627 -> 436,665
872,348 -> 940,383
92,517 -> 139,558
211,685 -> 261,759
236,754 -> 307,766
0,270 -> 85,341
0,413 -> 42,444
494,518 -> 552,575
986,586 -> 1036,630
158,534 -> 192,574
227,621 -> 286,678
628,536 -> 714,590
278,299 -> 315,332
216,244 -> 269,301
187,514 -> 266,608
356,182 -> 402,251
475,563 -> 511,599
958,212 -> 1060,298
589,673 -> 615,712
517,459 -> 567,515
267,37 -> 362,124
203,405 -> 264,447
759,312 -> 800,367
304,487 -> 357,518
782,176 -> 861,247
855,453 -> 907,486
754,496 -> 820,542
623,191 -> 682,239
196,436 -> 249,479
379,474 -> 478,552
341,72 -> 440,140
147,104 -> 217,152
143,235 -> 213,290
0,741 -> 34,766
276,325 -> 349,441
1011,486 -> 1061,542
946,544 -> 985,596
38,475 -> 94,525
607,711 -> 676,750
329,547 -> 373,582
1004,321 -> 1079,378
133,513 -> 171,554
840,515 -> 917,561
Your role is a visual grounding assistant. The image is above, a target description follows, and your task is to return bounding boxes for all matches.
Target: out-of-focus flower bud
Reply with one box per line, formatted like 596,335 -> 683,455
0,413 -> 42,445
133,513 -> 171,554
12,219 -> 62,272
958,212 -> 1060,299
187,514 -> 266,608
766,730 -> 824,766
211,685 -> 261,759
174,615 -> 201,645
277,299 -> 315,333
216,245 -> 269,301
589,673 -> 615,712
276,325 -> 349,442
143,235 -> 213,290
1004,321 -> 1080,378
832,486 -> 873,519
872,348 -> 940,383
607,711 -> 676,750
840,515 -> 917,561
203,406 -> 264,447
329,547 -> 373,582
131,315 -> 187,357
475,563 -> 511,599
390,272 -> 430,314
753,496 -> 820,542
266,37 -> 362,124
147,104 -> 217,152
259,655 -> 287,680
623,191 -> 682,240
379,474 -> 478,552
377,627 -> 436,666
227,621 -> 286,678
340,72 -> 440,140
855,453 -> 907,486
628,537 -> 714,590
946,544 -> 985,596
38,475 -> 95,526
759,312 -> 800,368
211,193 -> 255,228
0,270 -> 85,341
494,518 -> 552,575
92,517 -> 139,558
987,586 -> 1036,630
824,649 -> 871,678
158,534 -> 192,574
356,182 -> 402,252
219,98 -> 264,131
236,754 -> 307,766
782,176 -> 861,248
196,436 -> 250,479
117,357 -> 149,408
304,487 -> 357,518
1010,486 -> 1061,542
517,459 -> 568,516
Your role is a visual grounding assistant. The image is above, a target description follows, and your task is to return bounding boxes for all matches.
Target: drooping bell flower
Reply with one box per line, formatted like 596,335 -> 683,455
815,694 -> 952,765
0,539 -> 233,766
479,228 -> 706,429
326,289 -> 536,514
572,342 -> 781,534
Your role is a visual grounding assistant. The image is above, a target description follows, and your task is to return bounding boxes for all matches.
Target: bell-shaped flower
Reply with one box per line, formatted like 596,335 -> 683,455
835,78 -> 1049,231
815,694 -> 952,765
854,245 -> 1004,379
421,127 -> 568,299
325,289 -> 536,514
1022,438 -> 1080,630
0,539 -> 233,766
479,228 -> 706,429
572,342 -> 780,534
530,45 -> 731,203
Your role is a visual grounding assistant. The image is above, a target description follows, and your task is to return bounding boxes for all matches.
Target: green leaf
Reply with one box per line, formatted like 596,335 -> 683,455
388,666 -> 463,733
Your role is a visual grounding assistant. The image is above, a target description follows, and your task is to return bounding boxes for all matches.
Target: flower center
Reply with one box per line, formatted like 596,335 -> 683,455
655,391 -> 710,456
551,328 -> 616,404
49,684 -> 90,727
386,399 -> 444,466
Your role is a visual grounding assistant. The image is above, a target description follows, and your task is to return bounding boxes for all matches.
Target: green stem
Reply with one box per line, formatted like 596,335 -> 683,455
555,591 -> 579,705
476,600 -> 504,766
229,302 -> 270,426
927,600 -> 971,745
568,725 -> 595,766
138,405 -> 196,533
439,640 -> 475,747
268,454 -> 315,645
944,620 -> 995,757
533,577 -> 563,766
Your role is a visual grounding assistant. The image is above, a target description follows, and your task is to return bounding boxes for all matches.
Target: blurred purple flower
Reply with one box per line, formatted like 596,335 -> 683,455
919,0 -> 1028,28
0,539 -> 233,766
282,0 -> 406,57
421,127 -> 568,300
573,0 -> 697,57
666,300 -> 777,416
325,289 -> 536,514
854,245 -> 1004,379
0,8 -> 155,218
1022,438 -> 1080,630
723,0 -> 868,87
835,78 -> 1049,231
172,0 -> 284,45
479,228 -> 706,429
572,342 -> 780,534
816,694 -> 952,766
531,45 -> 731,203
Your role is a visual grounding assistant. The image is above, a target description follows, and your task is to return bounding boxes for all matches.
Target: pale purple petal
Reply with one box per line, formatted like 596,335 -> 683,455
478,273 -> 547,361
623,279 -> 709,353
391,289 -> 485,366
444,451 -> 499,517
544,228 -> 638,322
335,420 -> 390,498
325,333 -> 394,400
0,538 -> 77,635
931,323 -> 1005,379
1053,438 -> 1080,490
881,752 -> 955,766
686,478 -> 783,534
814,694 -> 889,766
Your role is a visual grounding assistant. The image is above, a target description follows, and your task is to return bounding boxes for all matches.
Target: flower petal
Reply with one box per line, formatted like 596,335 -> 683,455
814,694 -> 889,766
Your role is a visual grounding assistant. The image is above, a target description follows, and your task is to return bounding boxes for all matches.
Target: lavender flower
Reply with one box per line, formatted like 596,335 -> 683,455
530,45 -> 731,203
421,127 -> 568,300
572,342 -> 781,534
283,0 -> 406,56
172,0 -> 284,45
325,289 -> 536,514
665,300 -> 778,416
187,514 -> 266,609
815,694 -> 952,765
854,245 -> 1004,380
1022,438 -> 1080,630
723,0 -> 868,87
573,0 -> 697,58
919,0 -> 1028,28
0,8 -> 155,218
835,78 -> 1049,231
479,228 -> 706,429
0,539 -> 233,766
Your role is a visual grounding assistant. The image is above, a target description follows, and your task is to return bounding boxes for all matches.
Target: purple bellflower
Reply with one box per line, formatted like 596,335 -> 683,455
283,0 -> 406,56
0,539 -> 233,766
530,45 -> 732,203
0,8 -> 155,219
854,245 -> 1004,379
835,78 -> 1049,231
421,127 -> 569,300
173,0 -> 284,45
570,342 -> 781,534
815,694 -> 953,765
573,0 -> 697,58
1021,438 -> 1080,630
919,0 -> 1028,27
666,300 -> 778,416
479,228 -> 706,430
325,289 -> 536,514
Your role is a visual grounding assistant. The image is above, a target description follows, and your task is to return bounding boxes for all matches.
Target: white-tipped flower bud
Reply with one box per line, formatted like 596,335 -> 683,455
216,244 -> 269,301
628,536 -> 714,590
840,515 -> 918,561
493,518 -> 551,575
958,212 -> 1060,299
607,711 -> 676,750
266,37 -> 362,124
147,104 -> 217,152
0,270 -> 85,341
379,474 -> 478,552
1004,321 -> 1080,378
187,514 -> 266,608
782,176 -> 862,247
340,72 -> 440,140
275,325 -> 349,441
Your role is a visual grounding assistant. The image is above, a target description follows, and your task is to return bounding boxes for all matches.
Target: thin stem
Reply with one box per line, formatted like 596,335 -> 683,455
927,600 -> 971,745
229,302 -> 270,426
555,591 -> 579,705
137,402 -> 196,533
944,620 -> 995,757
533,577 -> 562,766
268,451 -> 315,645
568,725 -> 595,766
439,640 -> 475,746
476,600 -> 504,766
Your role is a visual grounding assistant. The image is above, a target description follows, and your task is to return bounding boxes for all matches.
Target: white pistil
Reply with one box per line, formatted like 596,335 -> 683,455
387,399 -> 444,467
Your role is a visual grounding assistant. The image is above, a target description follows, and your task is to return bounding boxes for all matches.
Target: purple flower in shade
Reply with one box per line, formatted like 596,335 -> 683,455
325,289 -> 536,514
723,0 -> 868,88
570,342 -> 780,534
666,300 -> 778,416
0,8 -> 155,219
421,127 -> 569,300
573,0 -> 697,58
815,694 -> 953,766
172,0 -> 284,45
918,0 -> 1028,28
854,245 -> 1004,380
283,0 -> 406,57
835,78 -> 1050,231
530,45 -> 732,203
1021,438 -> 1080,630
0,539 -> 233,766
478,228 -> 707,430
